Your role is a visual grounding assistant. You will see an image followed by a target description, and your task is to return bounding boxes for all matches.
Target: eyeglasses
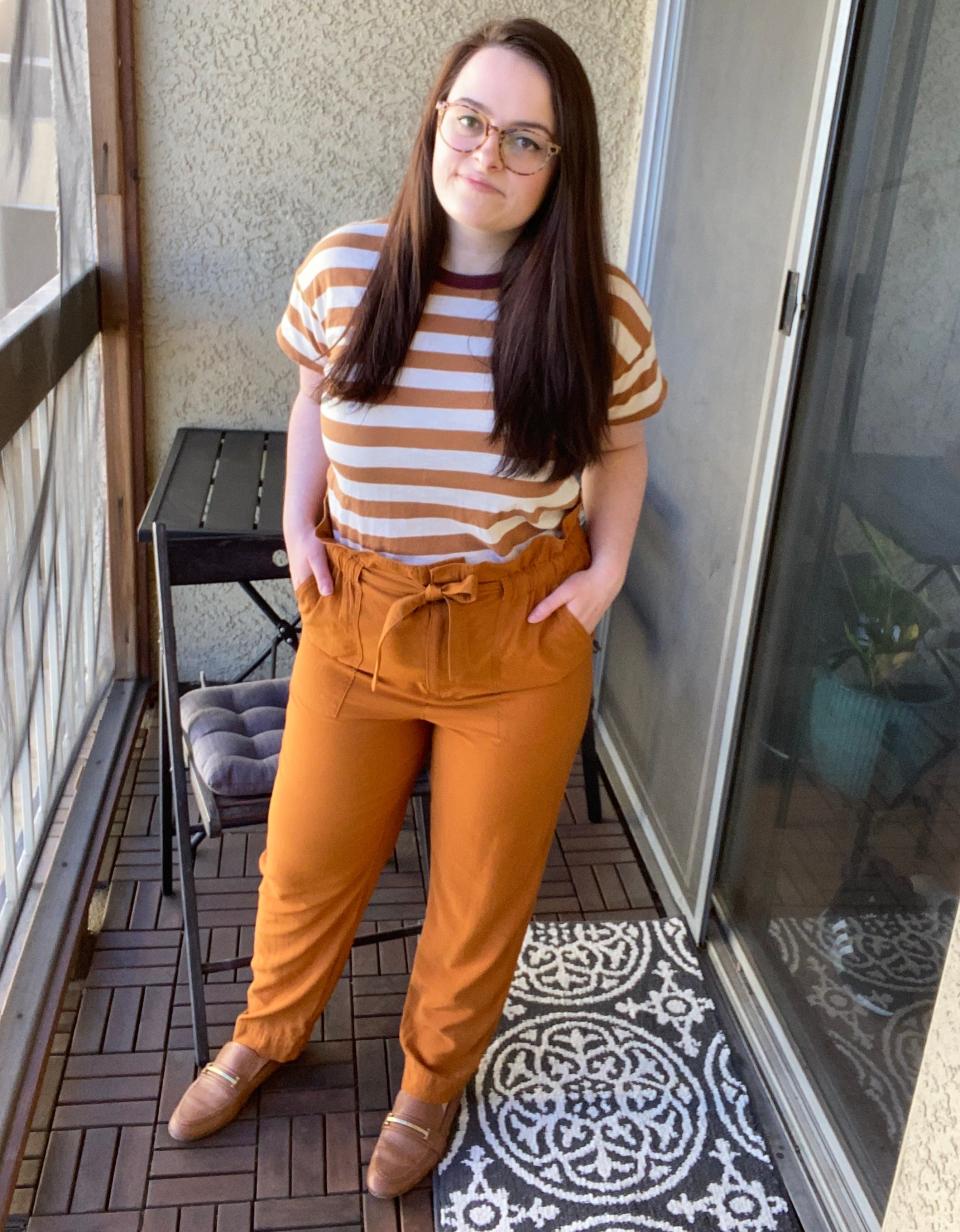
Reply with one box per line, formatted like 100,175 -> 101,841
435,99 -> 560,176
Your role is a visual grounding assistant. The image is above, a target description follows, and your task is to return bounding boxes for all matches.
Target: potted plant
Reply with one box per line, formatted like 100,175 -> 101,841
808,549 -> 955,801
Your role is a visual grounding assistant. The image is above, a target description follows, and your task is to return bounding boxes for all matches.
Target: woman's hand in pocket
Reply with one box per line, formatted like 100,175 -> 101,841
526,563 -> 623,636
287,527 -> 334,598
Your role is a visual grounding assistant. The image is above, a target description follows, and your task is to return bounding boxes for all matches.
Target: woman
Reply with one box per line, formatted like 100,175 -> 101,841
168,15 -> 668,1200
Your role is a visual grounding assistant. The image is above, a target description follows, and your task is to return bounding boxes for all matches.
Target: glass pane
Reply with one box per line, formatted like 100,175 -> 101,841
0,337 -> 113,959
714,0 -> 959,1213
0,0 -> 57,317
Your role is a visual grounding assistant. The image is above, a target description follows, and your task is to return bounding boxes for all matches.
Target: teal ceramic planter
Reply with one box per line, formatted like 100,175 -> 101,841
808,664 -> 954,800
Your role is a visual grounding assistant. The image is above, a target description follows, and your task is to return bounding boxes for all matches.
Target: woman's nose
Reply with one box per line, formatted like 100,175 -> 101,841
473,128 -> 503,170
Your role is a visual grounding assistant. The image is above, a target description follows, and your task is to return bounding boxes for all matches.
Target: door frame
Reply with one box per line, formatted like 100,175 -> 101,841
595,0 -> 860,940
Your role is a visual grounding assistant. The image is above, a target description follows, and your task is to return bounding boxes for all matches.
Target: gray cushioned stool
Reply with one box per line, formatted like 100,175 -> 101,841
180,676 -> 289,835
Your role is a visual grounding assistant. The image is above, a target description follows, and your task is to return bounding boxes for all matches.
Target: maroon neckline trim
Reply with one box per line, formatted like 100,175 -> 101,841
435,265 -> 502,289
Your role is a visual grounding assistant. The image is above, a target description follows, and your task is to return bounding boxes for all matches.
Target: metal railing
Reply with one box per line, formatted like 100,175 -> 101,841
0,276 -> 111,956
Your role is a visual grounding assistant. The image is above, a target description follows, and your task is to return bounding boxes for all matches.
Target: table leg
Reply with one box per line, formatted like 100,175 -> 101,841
158,634 -> 173,896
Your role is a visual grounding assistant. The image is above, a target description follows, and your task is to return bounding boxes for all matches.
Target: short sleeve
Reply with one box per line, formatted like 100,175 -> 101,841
603,266 -> 669,450
275,242 -> 330,374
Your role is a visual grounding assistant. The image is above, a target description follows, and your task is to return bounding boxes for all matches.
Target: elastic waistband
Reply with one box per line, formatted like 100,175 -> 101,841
310,489 -> 591,694
311,489 -> 590,587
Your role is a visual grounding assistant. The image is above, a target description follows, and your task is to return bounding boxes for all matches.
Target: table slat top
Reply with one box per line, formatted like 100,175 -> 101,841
138,428 -> 287,541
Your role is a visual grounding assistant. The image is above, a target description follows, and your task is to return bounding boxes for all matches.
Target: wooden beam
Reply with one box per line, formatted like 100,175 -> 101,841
87,0 -> 150,679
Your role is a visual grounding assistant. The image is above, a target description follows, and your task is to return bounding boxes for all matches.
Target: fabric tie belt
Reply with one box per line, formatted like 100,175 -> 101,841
370,574 -> 479,693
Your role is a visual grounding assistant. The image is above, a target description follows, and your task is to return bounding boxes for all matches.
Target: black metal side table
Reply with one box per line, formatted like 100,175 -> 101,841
138,427 -> 300,664
137,427 -> 300,895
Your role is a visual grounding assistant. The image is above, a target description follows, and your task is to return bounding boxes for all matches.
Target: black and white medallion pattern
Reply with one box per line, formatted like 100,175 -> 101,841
435,918 -> 799,1231
768,900 -> 956,1169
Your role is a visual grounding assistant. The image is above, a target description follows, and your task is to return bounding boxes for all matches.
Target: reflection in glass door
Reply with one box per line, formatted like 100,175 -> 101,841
713,0 -> 959,1217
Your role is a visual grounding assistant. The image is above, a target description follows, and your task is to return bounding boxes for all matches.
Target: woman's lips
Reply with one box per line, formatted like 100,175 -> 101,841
460,174 -> 499,193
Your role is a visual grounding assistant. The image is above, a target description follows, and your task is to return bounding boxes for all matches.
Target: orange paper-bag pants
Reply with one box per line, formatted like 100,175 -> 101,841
232,491 -> 596,1102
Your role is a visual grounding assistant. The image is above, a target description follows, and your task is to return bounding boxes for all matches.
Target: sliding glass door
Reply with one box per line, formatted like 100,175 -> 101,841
713,0 -> 959,1218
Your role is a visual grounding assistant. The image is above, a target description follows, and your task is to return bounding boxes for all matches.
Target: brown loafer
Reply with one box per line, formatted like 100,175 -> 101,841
168,1041 -> 280,1141
366,1088 -> 462,1199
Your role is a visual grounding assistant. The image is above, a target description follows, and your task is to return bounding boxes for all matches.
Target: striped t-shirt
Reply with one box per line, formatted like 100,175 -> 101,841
276,217 -> 668,565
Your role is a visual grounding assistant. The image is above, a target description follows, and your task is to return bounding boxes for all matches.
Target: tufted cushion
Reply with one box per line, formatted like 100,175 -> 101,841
180,677 -> 289,798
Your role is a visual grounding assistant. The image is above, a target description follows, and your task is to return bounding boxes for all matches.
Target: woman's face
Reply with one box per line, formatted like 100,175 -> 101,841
432,45 -> 558,241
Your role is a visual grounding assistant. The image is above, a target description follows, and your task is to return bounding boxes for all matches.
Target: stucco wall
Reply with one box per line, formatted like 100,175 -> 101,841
883,896 -> 960,1231
133,1 -> 660,683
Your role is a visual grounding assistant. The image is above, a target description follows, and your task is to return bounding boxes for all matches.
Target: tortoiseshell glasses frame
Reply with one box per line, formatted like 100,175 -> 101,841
434,99 -> 561,175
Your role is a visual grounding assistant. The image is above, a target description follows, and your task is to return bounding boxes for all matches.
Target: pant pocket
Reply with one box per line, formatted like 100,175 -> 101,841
499,567 -> 593,690
296,556 -> 363,667
554,601 -> 595,648
289,632 -> 357,720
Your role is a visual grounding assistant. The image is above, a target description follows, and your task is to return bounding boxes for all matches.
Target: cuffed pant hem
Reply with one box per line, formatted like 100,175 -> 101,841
231,1025 -> 309,1065
399,1055 -> 471,1104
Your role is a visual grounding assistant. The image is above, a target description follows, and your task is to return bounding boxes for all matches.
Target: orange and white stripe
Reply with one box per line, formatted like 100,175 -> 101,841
277,218 -> 668,564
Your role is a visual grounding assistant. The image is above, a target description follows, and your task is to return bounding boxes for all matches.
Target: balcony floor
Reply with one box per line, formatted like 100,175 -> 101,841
13,702 -> 664,1231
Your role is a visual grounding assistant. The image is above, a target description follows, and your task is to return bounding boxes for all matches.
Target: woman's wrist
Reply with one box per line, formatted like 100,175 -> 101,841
587,554 -> 627,591
284,516 -> 319,545
283,494 -> 325,541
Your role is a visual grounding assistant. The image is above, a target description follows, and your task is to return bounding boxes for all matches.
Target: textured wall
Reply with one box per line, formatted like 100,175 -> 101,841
883,897 -> 960,1231
133,1 -> 660,682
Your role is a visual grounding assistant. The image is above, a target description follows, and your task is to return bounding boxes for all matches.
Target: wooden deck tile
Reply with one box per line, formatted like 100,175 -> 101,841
217,1204 -> 253,1231
291,1114 -> 326,1196
28,1214 -> 141,1231
33,1129 -> 82,1214
255,1119 -> 290,1199
71,1126 -> 117,1212
253,1192 -> 361,1229
146,1172 -> 256,1207
109,1124 -> 153,1209
150,1144 -> 257,1177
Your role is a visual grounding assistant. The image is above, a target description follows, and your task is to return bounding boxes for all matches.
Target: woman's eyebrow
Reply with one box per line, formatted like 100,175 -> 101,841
452,96 -> 552,133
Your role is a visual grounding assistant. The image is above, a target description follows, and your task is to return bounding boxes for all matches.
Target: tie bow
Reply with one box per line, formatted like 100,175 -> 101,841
424,576 -> 477,603
371,574 -> 479,692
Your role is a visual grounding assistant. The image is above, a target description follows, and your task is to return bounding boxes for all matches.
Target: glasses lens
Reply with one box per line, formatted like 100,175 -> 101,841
502,130 -> 549,174
439,103 -> 486,151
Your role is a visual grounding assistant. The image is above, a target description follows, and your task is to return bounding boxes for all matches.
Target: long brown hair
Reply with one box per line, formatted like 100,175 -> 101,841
324,17 -> 614,483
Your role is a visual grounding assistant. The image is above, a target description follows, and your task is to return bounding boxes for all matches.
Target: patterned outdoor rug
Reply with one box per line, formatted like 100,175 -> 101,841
769,898 -> 956,1180
435,918 -> 800,1232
